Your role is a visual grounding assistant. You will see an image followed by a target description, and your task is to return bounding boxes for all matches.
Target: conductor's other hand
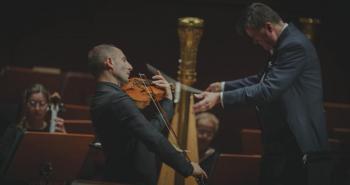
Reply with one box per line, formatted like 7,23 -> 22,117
191,162 -> 208,179
206,82 -> 222,92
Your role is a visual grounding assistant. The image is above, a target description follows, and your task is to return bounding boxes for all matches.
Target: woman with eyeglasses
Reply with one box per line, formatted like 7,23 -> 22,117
19,84 -> 66,132
0,84 -> 66,179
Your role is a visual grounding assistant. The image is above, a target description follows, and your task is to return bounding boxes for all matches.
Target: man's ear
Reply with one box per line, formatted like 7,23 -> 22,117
264,22 -> 273,33
104,58 -> 114,70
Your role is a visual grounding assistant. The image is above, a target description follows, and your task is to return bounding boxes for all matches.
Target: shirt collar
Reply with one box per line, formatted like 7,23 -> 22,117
281,23 -> 288,32
271,23 -> 289,55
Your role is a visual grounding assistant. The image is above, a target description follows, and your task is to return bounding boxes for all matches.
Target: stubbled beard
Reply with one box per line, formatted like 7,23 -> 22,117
114,73 -> 128,85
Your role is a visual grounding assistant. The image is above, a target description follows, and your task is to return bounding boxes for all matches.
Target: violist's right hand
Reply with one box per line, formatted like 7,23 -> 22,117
191,162 -> 208,179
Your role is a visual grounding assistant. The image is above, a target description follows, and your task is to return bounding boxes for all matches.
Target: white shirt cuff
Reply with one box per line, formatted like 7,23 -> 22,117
221,81 -> 225,91
220,92 -> 224,108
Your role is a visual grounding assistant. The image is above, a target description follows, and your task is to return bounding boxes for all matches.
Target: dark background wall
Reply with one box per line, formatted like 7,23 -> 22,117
1,0 -> 348,153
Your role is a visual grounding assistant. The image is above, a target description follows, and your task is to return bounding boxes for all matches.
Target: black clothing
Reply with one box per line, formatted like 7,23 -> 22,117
223,24 -> 331,185
90,82 -> 193,185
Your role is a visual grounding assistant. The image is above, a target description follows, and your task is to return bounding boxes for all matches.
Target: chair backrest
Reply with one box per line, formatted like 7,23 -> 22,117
324,102 -> 350,129
240,129 -> 262,154
61,72 -> 95,105
0,66 -> 62,103
62,104 -> 90,120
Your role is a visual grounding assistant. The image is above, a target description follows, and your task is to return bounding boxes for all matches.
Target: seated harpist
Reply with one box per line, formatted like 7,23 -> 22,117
196,112 -> 220,177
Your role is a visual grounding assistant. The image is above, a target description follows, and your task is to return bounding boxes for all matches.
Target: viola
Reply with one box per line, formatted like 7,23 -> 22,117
121,74 -> 173,109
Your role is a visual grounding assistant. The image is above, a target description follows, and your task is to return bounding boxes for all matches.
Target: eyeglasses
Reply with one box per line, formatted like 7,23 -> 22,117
27,100 -> 48,108
197,128 -> 215,138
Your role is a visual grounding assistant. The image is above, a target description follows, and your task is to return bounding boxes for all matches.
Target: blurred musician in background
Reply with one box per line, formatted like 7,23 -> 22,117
18,83 -> 65,132
196,112 -> 220,181
0,83 -> 66,177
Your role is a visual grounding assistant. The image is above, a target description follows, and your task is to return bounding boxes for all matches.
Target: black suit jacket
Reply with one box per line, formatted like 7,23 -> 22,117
90,82 -> 192,185
222,24 -> 329,154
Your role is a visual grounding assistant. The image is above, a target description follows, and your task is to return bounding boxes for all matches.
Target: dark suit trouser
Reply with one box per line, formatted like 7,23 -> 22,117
306,153 -> 332,185
260,152 -> 332,185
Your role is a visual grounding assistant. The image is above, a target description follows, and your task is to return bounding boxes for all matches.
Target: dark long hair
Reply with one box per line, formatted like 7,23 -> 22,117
17,84 -> 50,127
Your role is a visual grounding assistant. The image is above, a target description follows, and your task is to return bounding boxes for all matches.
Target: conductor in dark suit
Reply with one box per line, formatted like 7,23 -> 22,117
193,3 -> 331,185
88,44 -> 207,185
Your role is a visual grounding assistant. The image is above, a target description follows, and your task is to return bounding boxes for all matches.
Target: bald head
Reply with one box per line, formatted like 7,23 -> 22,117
88,44 -> 123,77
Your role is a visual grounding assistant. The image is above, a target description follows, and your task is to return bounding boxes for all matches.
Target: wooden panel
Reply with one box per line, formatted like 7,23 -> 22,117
61,72 -> 95,105
0,66 -> 62,103
332,128 -> 350,153
324,102 -> 350,130
65,119 -> 94,134
240,129 -> 262,154
240,128 -> 341,154
333,128 -> 350,141
62,104 -> 90,120
6,132 -> 94,183
208,153 -> 261,185
72,179 -> 130,185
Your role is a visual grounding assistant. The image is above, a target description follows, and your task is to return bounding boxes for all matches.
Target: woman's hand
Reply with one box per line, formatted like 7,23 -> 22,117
55,117 -> 66,133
